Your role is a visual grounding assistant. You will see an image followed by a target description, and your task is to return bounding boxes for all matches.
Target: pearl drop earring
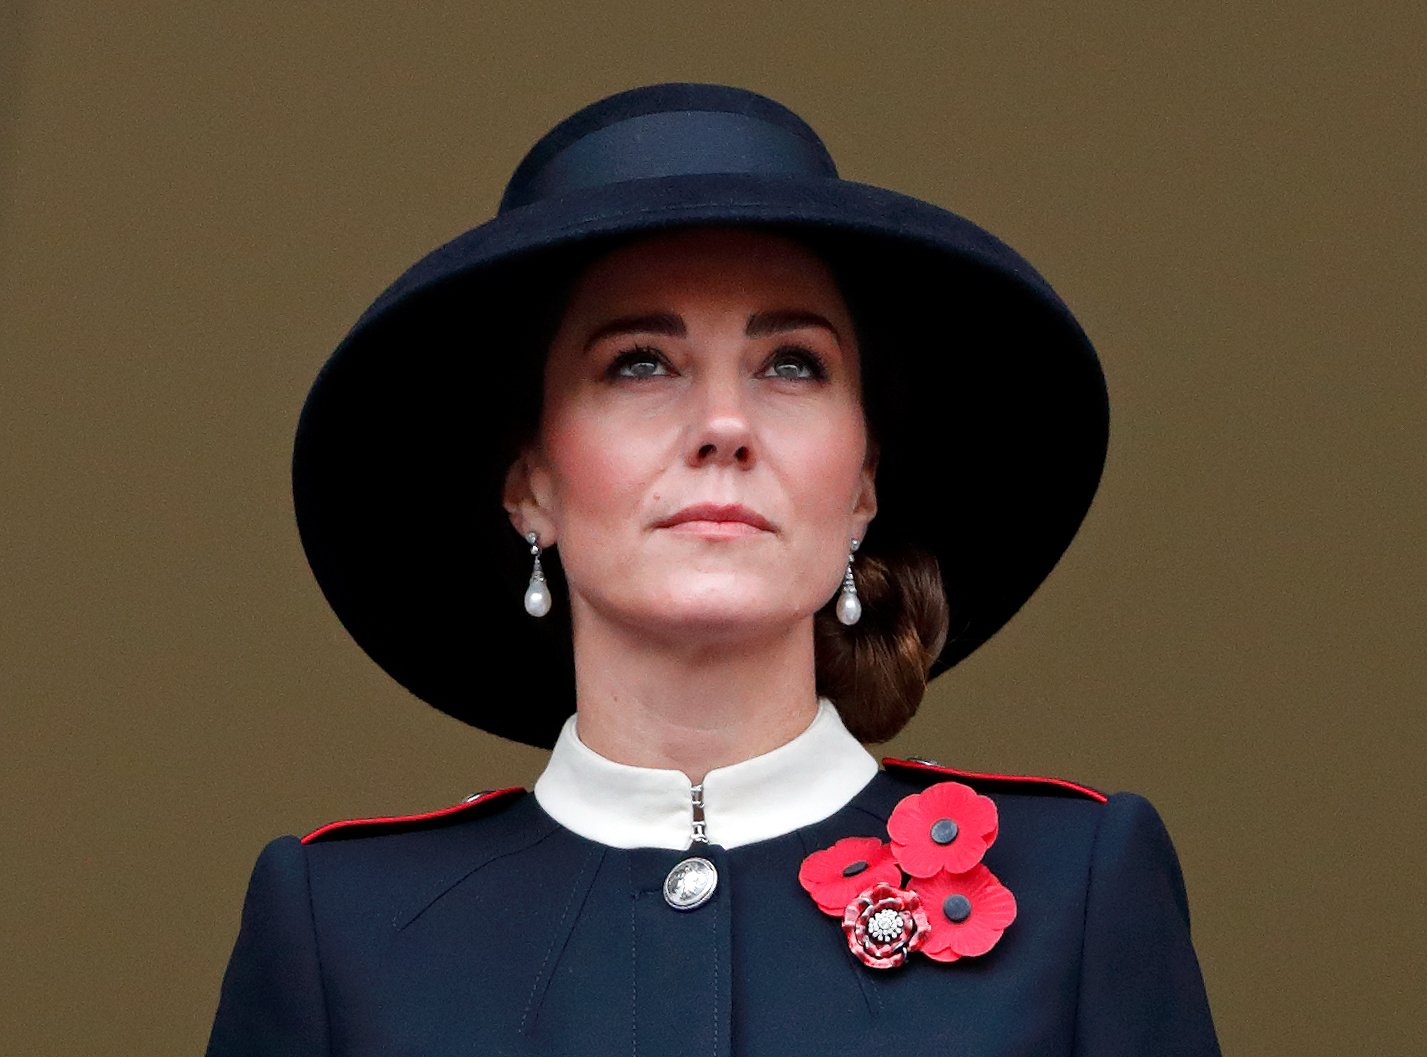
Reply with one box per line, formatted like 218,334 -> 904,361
836,537 -> 862,626
523,532 -> 551,617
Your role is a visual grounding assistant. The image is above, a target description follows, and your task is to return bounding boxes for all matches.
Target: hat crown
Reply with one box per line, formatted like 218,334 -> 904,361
499,83 -> 838,214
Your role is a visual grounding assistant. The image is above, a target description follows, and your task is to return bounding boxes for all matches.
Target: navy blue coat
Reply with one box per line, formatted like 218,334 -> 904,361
206,761 -> 1220,1056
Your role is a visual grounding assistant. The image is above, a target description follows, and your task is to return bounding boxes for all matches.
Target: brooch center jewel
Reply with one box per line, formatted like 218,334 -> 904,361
867,909 -> 902,942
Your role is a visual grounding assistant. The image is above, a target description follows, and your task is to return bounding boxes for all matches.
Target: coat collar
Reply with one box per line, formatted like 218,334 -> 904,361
533,698 -> 878,850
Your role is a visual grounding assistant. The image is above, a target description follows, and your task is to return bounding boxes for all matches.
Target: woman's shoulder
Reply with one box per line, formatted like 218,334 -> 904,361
863,755 -> 1184,879
298,785 -> 529,845
235,786 -> 555,939
879,755 -> 1109,803
864,756 -> 1192,913
274,787 -> 547,893
874,754 -> 1176,822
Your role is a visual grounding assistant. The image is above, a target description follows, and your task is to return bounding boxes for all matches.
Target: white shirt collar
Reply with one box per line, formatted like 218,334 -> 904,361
533,698 -> 878,850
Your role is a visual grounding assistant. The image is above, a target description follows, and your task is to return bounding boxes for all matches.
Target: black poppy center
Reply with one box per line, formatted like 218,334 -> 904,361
930,818 -> 959,844
841,859 -> 869,877
942,894 -> 973,922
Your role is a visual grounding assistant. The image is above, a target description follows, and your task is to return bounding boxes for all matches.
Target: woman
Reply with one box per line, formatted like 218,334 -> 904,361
207,83 -> 1220,1056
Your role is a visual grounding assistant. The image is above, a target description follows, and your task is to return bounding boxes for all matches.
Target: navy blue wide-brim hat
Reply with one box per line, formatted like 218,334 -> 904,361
293,83 -> 1109,748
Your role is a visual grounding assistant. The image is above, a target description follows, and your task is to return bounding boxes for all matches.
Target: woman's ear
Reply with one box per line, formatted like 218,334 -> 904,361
502,451 -> 557,545
853,445 -> 878,541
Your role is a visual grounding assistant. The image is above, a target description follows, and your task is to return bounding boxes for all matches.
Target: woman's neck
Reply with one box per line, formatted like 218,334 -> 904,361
569,609 -> 820,784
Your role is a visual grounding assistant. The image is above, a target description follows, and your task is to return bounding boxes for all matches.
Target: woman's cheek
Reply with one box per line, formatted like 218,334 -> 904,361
788,420 -> 868,511
546,416 -> 651,533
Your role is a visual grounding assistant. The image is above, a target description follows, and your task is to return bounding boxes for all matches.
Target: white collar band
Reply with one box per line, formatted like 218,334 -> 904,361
533,698 -> 878,850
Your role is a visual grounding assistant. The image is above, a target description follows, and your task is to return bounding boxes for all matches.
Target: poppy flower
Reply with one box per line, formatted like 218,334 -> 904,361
841,882 -> 930,969
908,863 -> 1017,961
887,780 -> 999,878
798,836 -> 902,916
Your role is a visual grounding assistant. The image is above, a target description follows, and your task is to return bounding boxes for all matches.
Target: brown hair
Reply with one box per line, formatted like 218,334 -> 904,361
813,543 -> 950,743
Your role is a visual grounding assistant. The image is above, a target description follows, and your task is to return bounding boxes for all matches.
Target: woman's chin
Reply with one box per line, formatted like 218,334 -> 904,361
591,587 -> 818,644
655,604 -> 801,637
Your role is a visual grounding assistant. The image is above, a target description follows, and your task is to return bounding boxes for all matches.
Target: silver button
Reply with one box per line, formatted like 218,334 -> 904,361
662,856 -> 718,911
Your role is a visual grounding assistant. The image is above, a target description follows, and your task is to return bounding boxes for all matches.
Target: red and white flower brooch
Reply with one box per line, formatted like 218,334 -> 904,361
798,781 -> 1017,969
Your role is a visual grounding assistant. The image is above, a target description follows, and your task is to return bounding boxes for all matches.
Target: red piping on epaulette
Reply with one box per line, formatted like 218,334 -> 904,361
300,786 -> 525,844
881,757 -> 1108,803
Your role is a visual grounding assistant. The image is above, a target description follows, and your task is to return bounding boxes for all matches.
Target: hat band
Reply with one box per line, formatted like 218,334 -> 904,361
500,110 -> 837,212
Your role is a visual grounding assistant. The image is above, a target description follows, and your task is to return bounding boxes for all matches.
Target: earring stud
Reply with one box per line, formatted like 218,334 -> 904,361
524,532 -> 551,617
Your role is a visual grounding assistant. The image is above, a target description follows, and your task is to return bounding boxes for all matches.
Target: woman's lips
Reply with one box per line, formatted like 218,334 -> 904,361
663,520 -> 766,539
654,503 -> 776,536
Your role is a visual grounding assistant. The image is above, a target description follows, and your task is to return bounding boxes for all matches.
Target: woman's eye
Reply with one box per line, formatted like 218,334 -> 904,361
761,347 -> 828,381
608,346 -> 671,379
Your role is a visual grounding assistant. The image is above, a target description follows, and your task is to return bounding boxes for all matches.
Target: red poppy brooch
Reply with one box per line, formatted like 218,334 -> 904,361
798,781 -> 1017,968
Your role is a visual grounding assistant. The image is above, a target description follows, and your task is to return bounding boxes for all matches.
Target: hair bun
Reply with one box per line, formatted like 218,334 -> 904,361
815,543 -> 950,742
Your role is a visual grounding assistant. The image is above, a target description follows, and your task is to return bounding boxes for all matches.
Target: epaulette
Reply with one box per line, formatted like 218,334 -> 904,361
882,757 -> 1107,803
301,786 -> 525,844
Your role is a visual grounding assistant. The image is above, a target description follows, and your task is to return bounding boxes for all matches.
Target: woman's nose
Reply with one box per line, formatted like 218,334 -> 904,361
688,379 -> 755,468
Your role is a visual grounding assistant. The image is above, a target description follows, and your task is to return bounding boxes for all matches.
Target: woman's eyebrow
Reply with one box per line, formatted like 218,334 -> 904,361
583,312 -> 684,351
746,309 -> 841,343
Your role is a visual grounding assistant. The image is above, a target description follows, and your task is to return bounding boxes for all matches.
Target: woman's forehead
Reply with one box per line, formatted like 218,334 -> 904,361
562,227 -> 850,317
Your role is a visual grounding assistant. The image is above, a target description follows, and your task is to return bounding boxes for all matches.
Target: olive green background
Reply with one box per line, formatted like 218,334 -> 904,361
3,3 -> 1422,1054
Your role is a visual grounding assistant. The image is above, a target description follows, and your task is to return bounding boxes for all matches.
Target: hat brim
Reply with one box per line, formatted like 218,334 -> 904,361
293,172 -> 1109,747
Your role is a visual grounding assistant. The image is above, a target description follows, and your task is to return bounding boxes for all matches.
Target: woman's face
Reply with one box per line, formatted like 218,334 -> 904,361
507,227 -> 876,645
